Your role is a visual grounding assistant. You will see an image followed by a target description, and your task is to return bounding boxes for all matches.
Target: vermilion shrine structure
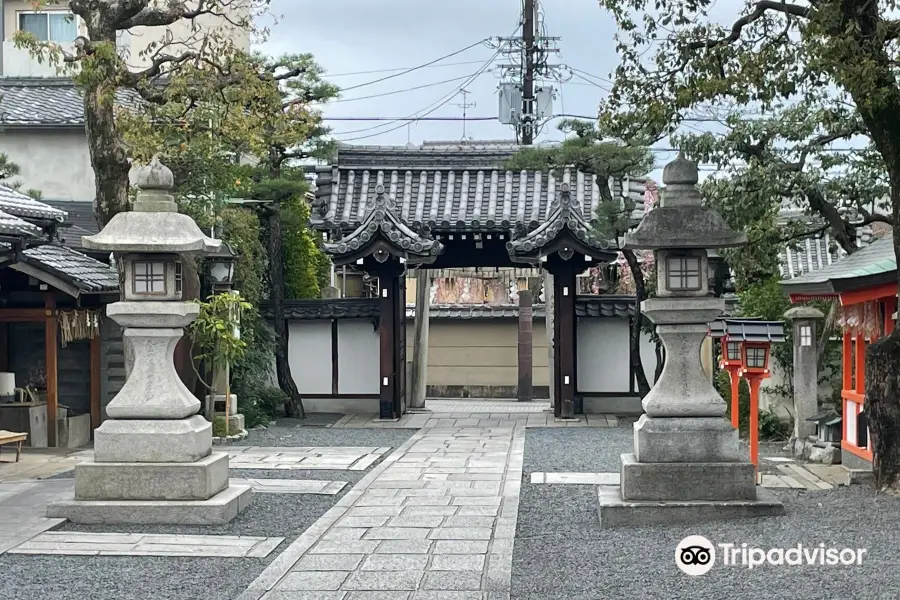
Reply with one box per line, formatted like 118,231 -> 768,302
311,144 -> 643,419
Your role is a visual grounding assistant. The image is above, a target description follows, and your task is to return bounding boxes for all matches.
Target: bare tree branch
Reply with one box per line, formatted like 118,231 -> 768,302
687,1 -> 810,50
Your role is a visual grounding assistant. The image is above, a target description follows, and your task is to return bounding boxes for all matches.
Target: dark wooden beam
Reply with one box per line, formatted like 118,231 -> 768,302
378,269 -> 398,420
331,319 -> 339,395
90,333 -> 102,433
44,294 -> 58,447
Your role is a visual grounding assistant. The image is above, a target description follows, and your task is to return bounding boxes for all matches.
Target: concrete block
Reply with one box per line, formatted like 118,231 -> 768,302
73,453 -> 229,501
47,484 -> 252,525
57,414 -> 91,449
93,415 -> 212,463
633,415 -> 741,463
597,484 -> 785,528
620,453 -> 757,501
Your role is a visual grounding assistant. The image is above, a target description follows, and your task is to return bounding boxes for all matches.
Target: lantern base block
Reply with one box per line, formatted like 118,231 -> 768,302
633,414 -> 741,463
597,484 -> 784,529
93,415 -> 212,463
48,484 -> 252,525
620,453 -> 757,501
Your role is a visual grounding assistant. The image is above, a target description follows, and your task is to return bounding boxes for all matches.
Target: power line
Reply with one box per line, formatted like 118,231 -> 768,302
332,24 -> 520,141
334,54 -> 502,142
339,39 -> 491,93
326,60 -> 490,78
328,75 -> 477,104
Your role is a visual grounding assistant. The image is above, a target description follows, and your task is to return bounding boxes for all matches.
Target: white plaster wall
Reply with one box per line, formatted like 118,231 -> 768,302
287,321 -> 331,395
577,319 -> 659,393
337,320 -> 379,395
0,129 -> 94,201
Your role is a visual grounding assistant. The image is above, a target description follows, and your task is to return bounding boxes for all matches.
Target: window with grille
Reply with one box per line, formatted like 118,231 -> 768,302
800,325 -> 812,347
133,261 -> 166,294
745,346 -> 767,369
666,256 -> 702,291
175,261 -> 183,295
726,341 -> 741,361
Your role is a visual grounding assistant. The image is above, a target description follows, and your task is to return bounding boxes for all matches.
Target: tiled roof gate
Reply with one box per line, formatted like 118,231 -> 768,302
312,143 -> 646,265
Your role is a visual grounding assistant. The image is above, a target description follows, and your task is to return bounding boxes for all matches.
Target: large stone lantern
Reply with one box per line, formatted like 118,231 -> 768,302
597,153 -> 784,527
48,158 -> 252,524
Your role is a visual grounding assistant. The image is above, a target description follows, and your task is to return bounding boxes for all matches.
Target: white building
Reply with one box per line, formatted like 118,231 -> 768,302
0,0 -> 251,203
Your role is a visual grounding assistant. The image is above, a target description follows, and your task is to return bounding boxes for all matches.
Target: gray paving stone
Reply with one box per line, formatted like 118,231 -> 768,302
362,554 -> 429,571
450,497 -> 501,506
261,592 -> 346,600
342,570 -> 424,591
401,496 -> 452,506
335,516 -> 391,528
310,541 -> 381,554
347,506 -> 405,517
441,516 -> 495,528
347,593 -> 411,600
412,592 -> 483,600
428,528 -> 492,540
401,506 -> 458,517
430,554 -> 485,571
455,506 -> 499,516
387,516 -> 445,528
422,571 -> 483,591
322,528 -> 369,541
433,541 -> 490,554
280,571 -> 351,591
363,527 -> 432,540
375,540 -> 433,554
295,553 -> 365,571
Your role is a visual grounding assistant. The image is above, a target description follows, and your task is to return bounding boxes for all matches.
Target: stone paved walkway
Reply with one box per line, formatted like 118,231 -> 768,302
0,480 -> 69,554
240,424 -> 524,600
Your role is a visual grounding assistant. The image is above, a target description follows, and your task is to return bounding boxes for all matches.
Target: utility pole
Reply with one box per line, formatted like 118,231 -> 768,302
522,0 -> 536,145
452,89 -> 476,140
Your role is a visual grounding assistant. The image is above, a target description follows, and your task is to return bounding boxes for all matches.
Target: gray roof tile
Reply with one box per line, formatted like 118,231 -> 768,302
20,244 -> 118,293
0,78 -> 140,125
41,199 -> 99,251
0,185 -> 67,222
313,144 -> 647,233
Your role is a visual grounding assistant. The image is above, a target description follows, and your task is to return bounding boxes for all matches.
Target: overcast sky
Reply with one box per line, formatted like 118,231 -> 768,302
259,0 -> 734,181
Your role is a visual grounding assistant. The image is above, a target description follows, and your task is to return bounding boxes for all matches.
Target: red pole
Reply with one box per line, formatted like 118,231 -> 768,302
729,369 -> 740,429
747,376 -> 762,469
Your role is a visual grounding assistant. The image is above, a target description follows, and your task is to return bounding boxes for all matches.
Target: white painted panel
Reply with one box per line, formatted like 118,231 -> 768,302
577,319 -> 630,393
287,321 -> 332,394
338,320 -> 379,395
846,401 -> 857,444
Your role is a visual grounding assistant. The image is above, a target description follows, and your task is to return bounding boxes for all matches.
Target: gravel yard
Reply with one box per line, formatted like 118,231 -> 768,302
513,428 -> 898,600
0,424 -> 416,600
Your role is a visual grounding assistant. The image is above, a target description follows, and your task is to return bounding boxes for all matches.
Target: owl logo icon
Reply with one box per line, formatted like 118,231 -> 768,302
675,535 -> 716,575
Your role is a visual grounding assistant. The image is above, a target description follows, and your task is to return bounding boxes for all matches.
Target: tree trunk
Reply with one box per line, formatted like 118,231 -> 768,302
654,335 -> 665,382
621,249 -> 651,396
865,333 -> 900,489
80,24 -> 131,228
266,205 -> 305,419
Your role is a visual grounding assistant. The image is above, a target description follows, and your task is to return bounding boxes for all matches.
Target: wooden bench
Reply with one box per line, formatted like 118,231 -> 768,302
0,431 -> 27,463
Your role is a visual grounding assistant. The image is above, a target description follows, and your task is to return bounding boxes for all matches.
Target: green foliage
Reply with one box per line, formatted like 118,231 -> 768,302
213,416 -> 228,438
283,194 -> 323,299
0,153 -> 42,199
241,387 -> 288,429
188,291 -> 251,390
717,369 -> 792,441
221,208 -> 267,308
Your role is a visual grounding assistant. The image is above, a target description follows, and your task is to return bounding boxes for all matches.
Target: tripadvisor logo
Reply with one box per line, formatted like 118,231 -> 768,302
675,536 -> 867,575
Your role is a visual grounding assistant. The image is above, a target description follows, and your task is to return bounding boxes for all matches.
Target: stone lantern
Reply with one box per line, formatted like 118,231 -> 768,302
597,153 -> 784,527
47,158 -> 251,524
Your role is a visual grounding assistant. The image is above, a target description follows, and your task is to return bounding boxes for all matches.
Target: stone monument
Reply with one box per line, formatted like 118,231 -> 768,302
47,158 -> 252,524
597,153 -> 785,527
785,306 -> 831,461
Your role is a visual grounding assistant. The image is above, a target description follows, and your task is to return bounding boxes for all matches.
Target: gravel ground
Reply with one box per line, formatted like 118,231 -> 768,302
0,425 -> 416,600
513,428 -> 898,600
